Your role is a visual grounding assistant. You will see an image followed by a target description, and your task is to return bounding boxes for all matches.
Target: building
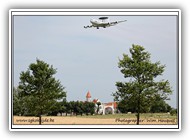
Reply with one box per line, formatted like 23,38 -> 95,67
85,91 -> 117,115
86,91 -> 91,102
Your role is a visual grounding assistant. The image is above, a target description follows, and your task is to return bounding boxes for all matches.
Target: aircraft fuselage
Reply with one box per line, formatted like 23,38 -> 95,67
90,19 -> 110,28
84,17 -> 126,29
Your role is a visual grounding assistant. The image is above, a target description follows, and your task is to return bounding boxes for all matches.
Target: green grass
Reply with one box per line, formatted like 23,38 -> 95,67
65,113 -> 177,119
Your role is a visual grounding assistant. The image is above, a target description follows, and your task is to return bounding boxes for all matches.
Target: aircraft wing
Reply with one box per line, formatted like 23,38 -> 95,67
109,20 -> 127,26
84,25 -> 94,29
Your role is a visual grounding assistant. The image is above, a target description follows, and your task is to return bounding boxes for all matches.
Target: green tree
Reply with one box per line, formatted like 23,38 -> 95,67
65,101 -> 72,116
113,45 -> 172,124
13,86 -> 31,116
59,99 -> 68,115
73,101 -> 80,116
69,101 -> 75,116
117,99 -> 136,113
47,98 -> 67,116
13,87 -> 23,115
83,102 -> 95,115
18,59 -> 66,124
75,101 -> 84,116
170,108 -> 177,116
89,102 -> 95,115
150,94 -> 172,113
78,101 -> 85,116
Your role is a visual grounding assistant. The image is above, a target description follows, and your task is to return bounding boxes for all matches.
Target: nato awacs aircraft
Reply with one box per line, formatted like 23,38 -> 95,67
84,17 -> 127,29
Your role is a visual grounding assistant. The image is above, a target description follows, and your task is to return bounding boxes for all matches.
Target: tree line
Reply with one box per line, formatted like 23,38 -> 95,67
13,89 -> 96,117
117,94 -> 176,114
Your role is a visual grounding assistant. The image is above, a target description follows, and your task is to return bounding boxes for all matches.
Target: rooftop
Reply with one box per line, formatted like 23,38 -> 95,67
86,91 -> 91,98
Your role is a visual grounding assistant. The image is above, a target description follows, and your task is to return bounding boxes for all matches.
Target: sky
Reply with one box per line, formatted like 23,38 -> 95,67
13,14 -> 178,108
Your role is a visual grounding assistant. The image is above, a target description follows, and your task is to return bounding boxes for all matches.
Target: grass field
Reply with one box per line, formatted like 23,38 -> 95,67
13,113 -> 177,125
75,113 -> 177,119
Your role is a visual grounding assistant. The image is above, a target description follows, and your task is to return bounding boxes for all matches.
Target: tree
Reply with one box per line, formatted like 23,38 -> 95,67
47,98 -> 67,116
65,101 -> 72,116
170,108 -> 177,116
73,101 -> 82,116
117,99 -> 136,113
18,59 -> 66,124
75,101 -> 84,116
112,44 -> 172,124
69,101 -> 75,116
83,102 -> 95,115
13,87 -> 23,116
89,102 -> 95,115
13,86 -> 32,116
150,94 -> 172,113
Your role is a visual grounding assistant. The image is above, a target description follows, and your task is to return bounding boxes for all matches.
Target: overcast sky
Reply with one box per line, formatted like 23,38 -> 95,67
13,15 -> 178,108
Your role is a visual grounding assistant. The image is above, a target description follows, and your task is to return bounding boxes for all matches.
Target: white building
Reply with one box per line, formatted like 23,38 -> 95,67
85,91 -> 117,115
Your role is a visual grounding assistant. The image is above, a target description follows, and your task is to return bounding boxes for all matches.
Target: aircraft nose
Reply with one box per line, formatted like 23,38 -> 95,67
90,19 -> 94,23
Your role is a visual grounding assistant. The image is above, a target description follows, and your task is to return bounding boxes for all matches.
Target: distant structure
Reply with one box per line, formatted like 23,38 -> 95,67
86,91 -> 91,102
85,91 -> 117,115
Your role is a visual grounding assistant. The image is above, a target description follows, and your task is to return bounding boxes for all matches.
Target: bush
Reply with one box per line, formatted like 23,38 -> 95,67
170,108 -> 177,116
